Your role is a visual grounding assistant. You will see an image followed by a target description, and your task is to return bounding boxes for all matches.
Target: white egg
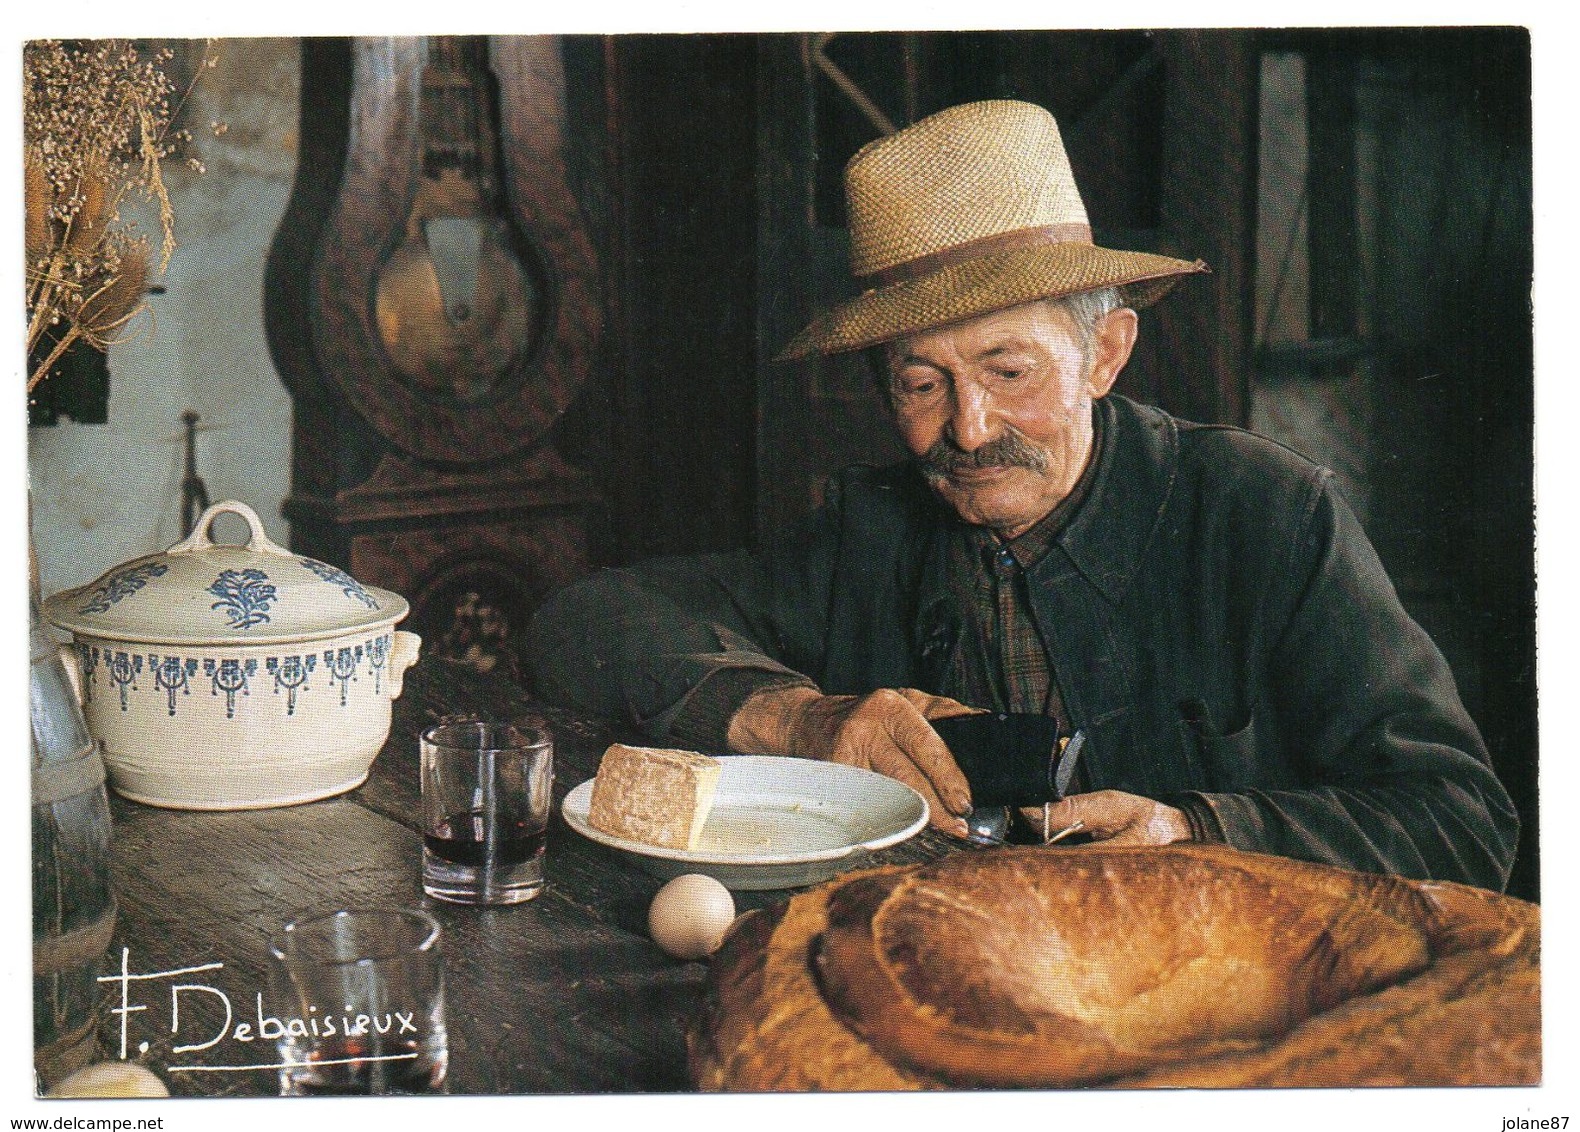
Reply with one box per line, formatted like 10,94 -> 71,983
47,1060 -> 169,1098
648,873 -> 737,960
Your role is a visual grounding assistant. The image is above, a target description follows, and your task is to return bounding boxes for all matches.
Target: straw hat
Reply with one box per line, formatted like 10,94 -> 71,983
779,100 -> 1208,359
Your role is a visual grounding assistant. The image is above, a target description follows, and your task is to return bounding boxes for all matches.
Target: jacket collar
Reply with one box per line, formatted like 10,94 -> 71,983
902,394 -> 1178,620
1050,394 -> 1179,605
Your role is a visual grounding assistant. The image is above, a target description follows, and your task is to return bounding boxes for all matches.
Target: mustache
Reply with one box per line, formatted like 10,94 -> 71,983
919,428 -> 1049,480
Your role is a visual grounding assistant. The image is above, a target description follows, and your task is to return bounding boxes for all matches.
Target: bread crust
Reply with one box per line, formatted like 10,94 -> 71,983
693,844 -> 1539,1090
689,865 -> 937,1092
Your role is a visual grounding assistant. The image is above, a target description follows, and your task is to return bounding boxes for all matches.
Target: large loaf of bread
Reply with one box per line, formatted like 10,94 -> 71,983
690,844 -> 1540,1090
588,743 -> 721,850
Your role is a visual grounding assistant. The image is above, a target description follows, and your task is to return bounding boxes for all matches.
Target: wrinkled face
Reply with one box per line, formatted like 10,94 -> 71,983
885,300 -> 1136,538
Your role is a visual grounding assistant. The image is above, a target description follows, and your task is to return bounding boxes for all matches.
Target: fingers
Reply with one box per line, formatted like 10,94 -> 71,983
890,690 -> 983,833
843,731 -> 960,834
841,741 -> 967,839
1033,792 -> 1190,846
1015,797 -> 1095,842
1038,794 -> 1087,835
895,688 -> 985,721
1093,825 -> 1153,847
870,691 -> 973,816
1014,802 -> 1079,843
823,691 -> 972,838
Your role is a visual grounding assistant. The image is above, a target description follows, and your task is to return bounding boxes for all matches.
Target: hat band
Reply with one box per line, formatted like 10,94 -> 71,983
857,222 -> 1094,289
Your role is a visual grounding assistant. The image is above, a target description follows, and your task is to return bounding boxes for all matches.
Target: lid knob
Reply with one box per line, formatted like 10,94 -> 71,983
164,501 -> 292,558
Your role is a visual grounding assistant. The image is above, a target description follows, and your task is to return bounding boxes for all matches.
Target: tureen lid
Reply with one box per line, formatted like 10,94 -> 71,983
43,501 -> 409,646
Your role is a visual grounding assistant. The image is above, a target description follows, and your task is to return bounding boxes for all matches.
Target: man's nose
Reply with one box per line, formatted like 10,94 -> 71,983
945,381 -> 997,452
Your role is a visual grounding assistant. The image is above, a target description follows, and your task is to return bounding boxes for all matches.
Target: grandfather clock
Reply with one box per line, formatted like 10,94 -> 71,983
264,36 -> 603,680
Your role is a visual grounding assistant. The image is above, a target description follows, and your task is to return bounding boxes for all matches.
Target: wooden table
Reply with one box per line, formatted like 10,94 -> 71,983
99,657 -> 954,1095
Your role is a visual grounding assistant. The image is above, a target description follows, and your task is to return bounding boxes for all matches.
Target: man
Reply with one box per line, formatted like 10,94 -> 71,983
529,100 -> 1518,890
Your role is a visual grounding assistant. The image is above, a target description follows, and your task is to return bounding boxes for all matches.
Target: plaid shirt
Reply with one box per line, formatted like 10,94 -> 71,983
943,411 -> 1105,725
941,410 -> 1218,837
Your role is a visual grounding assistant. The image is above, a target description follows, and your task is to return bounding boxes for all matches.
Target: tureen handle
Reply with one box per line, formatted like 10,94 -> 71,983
56,644 -> 84,704
164,501 -> 293,558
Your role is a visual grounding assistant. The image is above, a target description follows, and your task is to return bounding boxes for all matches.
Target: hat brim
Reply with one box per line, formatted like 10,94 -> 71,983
777,243 -> 1208,360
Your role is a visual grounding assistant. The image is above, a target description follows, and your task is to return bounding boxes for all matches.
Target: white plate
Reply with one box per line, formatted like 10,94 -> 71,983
561,755 -> 929,890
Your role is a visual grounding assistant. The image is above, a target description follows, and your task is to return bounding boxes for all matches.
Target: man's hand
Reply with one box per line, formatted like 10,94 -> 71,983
1018,790 -> 1191,846
727,685 -> 978,838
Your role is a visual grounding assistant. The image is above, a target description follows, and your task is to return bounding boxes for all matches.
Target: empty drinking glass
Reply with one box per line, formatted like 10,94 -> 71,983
268,908 -> 447,1096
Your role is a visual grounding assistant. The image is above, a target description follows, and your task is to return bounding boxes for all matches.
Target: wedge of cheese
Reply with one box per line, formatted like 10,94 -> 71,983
588,743 -> 723,850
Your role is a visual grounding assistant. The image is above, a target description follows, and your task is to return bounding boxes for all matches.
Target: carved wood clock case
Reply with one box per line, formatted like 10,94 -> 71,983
265,37 -> 603,681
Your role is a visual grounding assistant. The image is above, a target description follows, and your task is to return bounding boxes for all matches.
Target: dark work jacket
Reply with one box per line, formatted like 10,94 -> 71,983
529,395 -> 1519,891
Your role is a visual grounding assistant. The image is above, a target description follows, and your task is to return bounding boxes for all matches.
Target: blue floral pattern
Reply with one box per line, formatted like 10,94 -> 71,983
106,651 -> 143,711
323,645 -> 363,706
267,654 -> 317,716
366,635 -> 389,695
77,562 -> 170,615
75,643 -> 99,706
207,569 -> 277,630
149,655 -> 200,716
204,658 -> 258,719
298,557 -> 380,610
74,633 -> 393,721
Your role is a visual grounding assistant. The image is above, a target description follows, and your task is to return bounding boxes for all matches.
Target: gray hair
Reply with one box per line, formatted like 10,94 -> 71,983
868,286 -> 1128,407
1055,286 -> 1125,368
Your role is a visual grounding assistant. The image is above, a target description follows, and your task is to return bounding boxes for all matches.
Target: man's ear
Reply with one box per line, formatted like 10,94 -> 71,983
1087,307 -> 1138,399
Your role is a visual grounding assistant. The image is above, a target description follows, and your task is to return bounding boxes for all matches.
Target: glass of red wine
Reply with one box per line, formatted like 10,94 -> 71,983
268,908 -> 447,1096
420,715 -> 553,905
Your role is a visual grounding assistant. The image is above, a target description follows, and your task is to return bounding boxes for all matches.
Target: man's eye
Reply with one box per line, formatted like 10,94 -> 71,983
993,368 -> 1026,381
898,376 -> 940,396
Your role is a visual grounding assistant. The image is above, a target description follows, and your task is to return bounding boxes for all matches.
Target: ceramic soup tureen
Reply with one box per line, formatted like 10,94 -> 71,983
43,501 -> 421,810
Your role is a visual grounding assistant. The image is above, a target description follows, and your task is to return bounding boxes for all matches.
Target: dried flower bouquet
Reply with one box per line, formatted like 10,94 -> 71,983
23,39 -> 212,393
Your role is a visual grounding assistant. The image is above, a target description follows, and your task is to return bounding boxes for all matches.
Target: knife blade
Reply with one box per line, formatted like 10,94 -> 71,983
1054,730 -> 1085,798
